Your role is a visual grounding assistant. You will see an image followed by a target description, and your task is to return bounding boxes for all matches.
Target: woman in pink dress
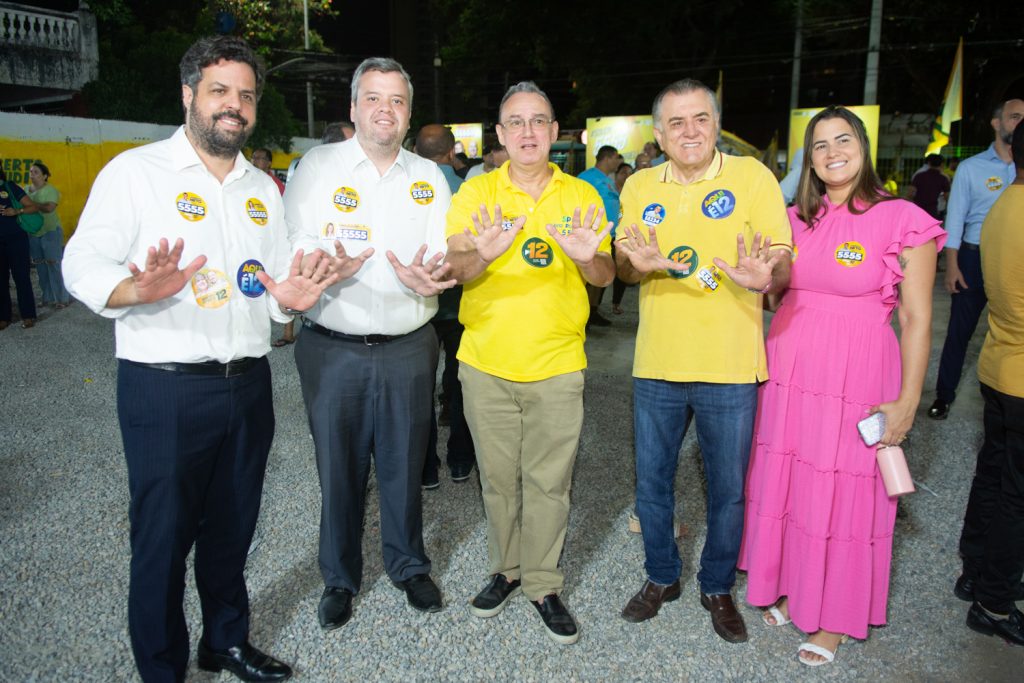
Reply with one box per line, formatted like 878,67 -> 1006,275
738,106 -> 946,666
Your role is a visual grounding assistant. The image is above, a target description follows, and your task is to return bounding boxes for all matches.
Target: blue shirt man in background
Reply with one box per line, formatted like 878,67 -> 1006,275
579,144 -> 622,327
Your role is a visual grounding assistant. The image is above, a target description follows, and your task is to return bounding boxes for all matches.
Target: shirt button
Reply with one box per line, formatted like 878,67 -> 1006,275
529,208 -> 534,213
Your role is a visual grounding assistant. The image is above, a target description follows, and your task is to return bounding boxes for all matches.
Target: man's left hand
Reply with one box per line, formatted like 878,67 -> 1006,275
713,232 -> 781,291
545,205 -> 612,266
257,249 -> 342,311
386,244 -> 457,297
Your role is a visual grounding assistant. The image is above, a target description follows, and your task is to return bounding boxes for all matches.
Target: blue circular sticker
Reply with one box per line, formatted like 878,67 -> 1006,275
237,259 -> 266,298
701,189 -> 736,219
642,203 -> 666,226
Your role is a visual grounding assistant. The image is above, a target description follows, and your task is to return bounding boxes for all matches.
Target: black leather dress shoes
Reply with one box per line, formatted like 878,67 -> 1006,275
927,398 -> 951,420
470,573 -> 521,618
318,586 -> 353,631
397,574 -> 443,612
966,603 -> 1024,646
197,641 -> 292,682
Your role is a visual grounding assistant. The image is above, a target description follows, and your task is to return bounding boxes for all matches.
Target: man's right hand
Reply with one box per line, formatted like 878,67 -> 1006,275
944,252 -> 967,293
117,237 -> 207,306
617,224 -> 689,275
463,204 -> 525,264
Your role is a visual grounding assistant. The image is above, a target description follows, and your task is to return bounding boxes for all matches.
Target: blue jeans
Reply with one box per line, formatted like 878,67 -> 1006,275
634,379 -> 757,594
29,227 -> 70,305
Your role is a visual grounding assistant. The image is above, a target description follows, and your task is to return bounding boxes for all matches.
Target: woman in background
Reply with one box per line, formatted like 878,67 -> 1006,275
28,161 -> 71,309
1,161 -> 40,329
739,107 -> 945,666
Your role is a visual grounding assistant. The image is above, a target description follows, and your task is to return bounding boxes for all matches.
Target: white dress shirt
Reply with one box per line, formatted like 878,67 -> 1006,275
64,126 -> 292,364
284,138 -> 451,336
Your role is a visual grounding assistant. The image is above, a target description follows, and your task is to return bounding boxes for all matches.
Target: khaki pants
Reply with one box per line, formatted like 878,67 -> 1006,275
459,365 -> 585,600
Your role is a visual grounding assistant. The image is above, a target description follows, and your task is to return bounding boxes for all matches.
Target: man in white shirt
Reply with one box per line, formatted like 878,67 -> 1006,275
284,57 -> 455,630
63,36 -> 342,683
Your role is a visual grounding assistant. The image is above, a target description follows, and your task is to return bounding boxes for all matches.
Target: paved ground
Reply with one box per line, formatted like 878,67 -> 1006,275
1,278 -> 1020,682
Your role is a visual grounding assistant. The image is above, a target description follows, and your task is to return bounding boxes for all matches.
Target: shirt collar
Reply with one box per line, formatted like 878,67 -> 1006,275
497,161 -> 565,193
658,149 -> 724,185
169,125 -> 250,184
344,137 -> 409,176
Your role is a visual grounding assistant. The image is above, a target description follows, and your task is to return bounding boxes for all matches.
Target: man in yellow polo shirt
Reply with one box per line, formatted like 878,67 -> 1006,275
615,78 -> 792,644
444,81 -> 614,645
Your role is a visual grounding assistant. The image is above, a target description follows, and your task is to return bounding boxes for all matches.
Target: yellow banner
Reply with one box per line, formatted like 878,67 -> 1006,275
447,123 -> 483,159
788,105 -> 880,165
585,116 -> 654,167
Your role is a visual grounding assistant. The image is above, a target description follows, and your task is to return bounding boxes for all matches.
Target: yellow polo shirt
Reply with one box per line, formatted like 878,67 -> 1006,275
446,162 -> 611,382
620,151 -> 791,383
978,185 -> 1024,398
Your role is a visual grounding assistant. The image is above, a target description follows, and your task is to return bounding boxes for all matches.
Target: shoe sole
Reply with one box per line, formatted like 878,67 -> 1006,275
422,482 -> 440,491
543,628 -> 580,645
451,473 -> 472,483
469,586 -> 520,618
927,412 -> 949,420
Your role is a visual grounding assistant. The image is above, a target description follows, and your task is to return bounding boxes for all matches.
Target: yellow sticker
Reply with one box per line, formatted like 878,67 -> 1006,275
696,264 -> 724,292
791,245 -> 799,263
176,192 -> 207,221
191,268 -> 231,309
246,198 -> 268,226
332,186 -> 360,212
986,176 -> 1004,191
410,181 -> 435,205
834,241 -> 866,267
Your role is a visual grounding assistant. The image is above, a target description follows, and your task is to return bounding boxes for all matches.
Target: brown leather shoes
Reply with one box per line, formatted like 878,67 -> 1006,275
700,592 -> 748,643
622,579 -> 681,622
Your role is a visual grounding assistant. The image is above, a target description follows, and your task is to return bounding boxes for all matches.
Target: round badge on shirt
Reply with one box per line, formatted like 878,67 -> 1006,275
642,203 -> 666,226
702,189 -> 736,219
696,264 -> 723,292
246,198 -> 268,226
191,267 -> 232,308
176,192 -> 207,221
410,181 -> 435,205
237,259 -> 266,298
522,237 -> 553,268
834,241 -> 866,267
666,245 -> 698,279
332,186 -> 360,212
985,176 -> 1004,191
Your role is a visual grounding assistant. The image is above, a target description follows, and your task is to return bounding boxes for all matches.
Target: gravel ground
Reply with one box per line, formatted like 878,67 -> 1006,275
1,280 -> 1020,682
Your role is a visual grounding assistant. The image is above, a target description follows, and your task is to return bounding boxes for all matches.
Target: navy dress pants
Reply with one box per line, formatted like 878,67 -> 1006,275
117,358 -> 274,683
936,247 -> 986,403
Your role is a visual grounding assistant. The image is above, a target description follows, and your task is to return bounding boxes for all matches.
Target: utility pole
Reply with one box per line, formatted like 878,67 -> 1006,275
863,0 -> 883,104
304,0 -> 314,137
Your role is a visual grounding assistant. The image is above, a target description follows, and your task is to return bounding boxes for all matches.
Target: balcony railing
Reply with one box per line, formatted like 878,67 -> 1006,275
0,2 -> 80,52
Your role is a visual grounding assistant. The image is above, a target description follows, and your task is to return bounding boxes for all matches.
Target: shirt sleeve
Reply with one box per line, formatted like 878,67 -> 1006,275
943,163 -> 970,250
62,157 -> 140,319
262,185 -> 293,323
426,165 -> 452,255
446,177 -> 487,240
617,173 -> 641,242
283,148 -> 323,255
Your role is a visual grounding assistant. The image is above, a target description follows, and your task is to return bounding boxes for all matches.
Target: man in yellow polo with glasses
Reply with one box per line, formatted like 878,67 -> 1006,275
443,81 -> 614,645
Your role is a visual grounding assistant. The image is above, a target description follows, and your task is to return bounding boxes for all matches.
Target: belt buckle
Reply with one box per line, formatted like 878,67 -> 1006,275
224,359 -> 246,377
363,335 -> 382,346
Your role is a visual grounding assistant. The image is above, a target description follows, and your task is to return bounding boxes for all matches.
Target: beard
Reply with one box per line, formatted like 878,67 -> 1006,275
187,99 -> 252,159
1000,125 -> 1016,146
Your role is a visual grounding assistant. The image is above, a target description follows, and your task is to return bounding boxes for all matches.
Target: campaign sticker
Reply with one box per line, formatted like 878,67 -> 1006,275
501,215 -> 525,231
191,268 -> 231,308
986,176 -> 1004,191
701,189 -> 736,219
332,186 -> 360,212
696,264 -> 724,292
791,245 -> 799,263
550,215 -> 573,236
245,198 -> 268,226
322,222 -> 370,241
522,237 -> 553,268
834,241 -> 866,267
237,259 -> 266,298
176,192 -> 207,221
666,245 -> 698,279
410,181 -> 435,205
642,203 -> 666,226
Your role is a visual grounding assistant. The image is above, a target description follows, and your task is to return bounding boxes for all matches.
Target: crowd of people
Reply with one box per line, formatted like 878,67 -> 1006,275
11,32 -> 1016,682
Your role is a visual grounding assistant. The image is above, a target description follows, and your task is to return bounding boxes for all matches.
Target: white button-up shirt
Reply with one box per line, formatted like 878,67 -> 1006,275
284,138 -> 451,335
64,126 -> 291,364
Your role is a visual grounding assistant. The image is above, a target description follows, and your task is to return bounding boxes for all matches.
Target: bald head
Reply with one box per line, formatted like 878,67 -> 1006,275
415,124 -> 456,164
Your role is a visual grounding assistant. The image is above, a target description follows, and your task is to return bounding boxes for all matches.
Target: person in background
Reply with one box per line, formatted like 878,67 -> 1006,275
740,106 -> 943,666
578,144 -> 623,327
1,161 -> 40,329
907,154 -> 951,220
465,143 -> 508,180
251,148 -> 285,195
27,161 -> 71,309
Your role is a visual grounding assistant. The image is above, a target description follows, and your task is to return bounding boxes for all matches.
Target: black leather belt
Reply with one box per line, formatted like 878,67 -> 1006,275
125,357 -> 260,377
960,242 -> 979,251
303,318 -> 413,346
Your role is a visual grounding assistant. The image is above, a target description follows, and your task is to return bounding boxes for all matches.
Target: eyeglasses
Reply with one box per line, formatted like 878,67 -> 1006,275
499,116 -> 555,132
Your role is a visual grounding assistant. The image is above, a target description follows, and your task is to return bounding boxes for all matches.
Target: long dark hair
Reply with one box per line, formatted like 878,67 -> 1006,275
794,106 -> 893,229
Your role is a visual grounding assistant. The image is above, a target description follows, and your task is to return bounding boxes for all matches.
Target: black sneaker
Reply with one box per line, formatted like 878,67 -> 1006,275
469,574 -> 521,618
422,469 -> 440,490
450,463 -> 474,483
588,309 -> 612,327
966,603 -> 1024,646
927,398 -> 951,420
531,594 -> 579,645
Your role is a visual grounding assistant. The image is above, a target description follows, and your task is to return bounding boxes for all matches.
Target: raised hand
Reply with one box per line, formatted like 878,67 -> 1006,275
617,224 -> 689,275
257,249 -> 342,311
386,244 -> 457,297
127,238 -> 207,304
545,205 -> 612,265
463,204 -> 525,264
327,241 -> 375,281
712,232 -> 780,291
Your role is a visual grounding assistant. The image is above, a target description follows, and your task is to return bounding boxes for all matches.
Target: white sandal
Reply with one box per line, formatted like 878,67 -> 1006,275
762,605 -> 791,627
797,635 -> 848,667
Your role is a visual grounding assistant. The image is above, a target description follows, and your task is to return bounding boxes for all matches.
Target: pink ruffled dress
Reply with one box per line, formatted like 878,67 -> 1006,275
738,196 -> 945,639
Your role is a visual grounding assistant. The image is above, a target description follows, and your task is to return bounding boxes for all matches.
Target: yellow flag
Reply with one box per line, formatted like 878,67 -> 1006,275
926,38 -> 963,156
